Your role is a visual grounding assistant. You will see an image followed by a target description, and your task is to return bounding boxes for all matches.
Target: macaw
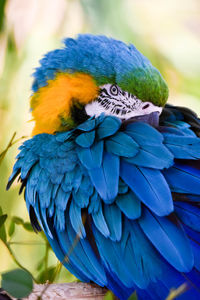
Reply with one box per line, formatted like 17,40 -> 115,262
7,34 -> 200,300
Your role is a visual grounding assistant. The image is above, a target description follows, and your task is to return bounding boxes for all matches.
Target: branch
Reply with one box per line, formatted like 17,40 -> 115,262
22,282 -> 107,300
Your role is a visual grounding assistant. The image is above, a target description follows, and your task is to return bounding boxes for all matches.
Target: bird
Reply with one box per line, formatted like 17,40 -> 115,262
7,34 -> 200,300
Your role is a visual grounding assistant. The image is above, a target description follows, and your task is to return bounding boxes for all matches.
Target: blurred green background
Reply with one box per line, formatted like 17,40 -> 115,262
0,0 -> 200,284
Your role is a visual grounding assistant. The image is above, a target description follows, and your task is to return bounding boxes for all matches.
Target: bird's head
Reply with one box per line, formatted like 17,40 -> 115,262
30,34 -> 168,135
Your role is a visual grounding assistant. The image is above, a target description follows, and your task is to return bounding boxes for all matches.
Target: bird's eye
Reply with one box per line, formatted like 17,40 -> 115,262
110,85 -> 119,96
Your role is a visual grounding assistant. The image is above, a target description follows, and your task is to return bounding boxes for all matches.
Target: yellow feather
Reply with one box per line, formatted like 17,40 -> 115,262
31,73 -> 99,135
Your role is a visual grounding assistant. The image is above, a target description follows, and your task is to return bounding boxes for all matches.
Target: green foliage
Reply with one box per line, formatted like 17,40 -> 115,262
37,266 -> 58,284
1,269 -> 33,298
0,213 -> 7,228
0,206 -> 64,297
104,290 -> 115,300
0,0 -> 6,32
128,292 -> 138,300
10,216 -> 34,232
0,207 -> 7,243
8,220 -> 15,237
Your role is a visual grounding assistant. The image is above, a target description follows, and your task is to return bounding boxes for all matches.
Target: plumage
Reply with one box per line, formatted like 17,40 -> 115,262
116,191 -> 141,219
105,132 -> 139,157
120,162 -> 173,216
7,34 -> 200,300
77,140 -> 104,169
88,151 -> 119,203
174,202 -> 200,232
139,209 -> 194,272
163,163 -> 200,194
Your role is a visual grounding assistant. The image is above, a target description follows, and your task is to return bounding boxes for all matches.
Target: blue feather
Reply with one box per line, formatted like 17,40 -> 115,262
97,116 -> 121,139
103,203 -> 122,241
37,169 -> 50,194
48,199 -> 55,217
49,172 -> 64,185
159,126 -> 186,136
92,224 -> 135,288
139,208 -> 194,272
32,197 -> 49,237
40,206 -> 54,238
55,130 -> 73,142
190,240 -> 200,271
75,130 -> 95,147
25,183 -> 36,208
51,184 -> 59,199
69,201 -> 86,237
116,191 -> 141,219
124,146 -> 173,169
126,122 -> 163,145
9,104 -> 200,299
175,202 -> 200,232
54,187 -> 70,210
163,134 -> 200,145
55,227 -> 92,281
92,203 -> 110,237
54,208 -> 65,231
118,179 -> 129,194
120,161 -> 173,216
61,171 -> 75,192
62,165 -> 82,193
105,132 -> 139,157
77,117 -> 96,131
77,141 -> 103,169
88,191 -> 101,214
57,141 -> 75,158
20,156 -> 38,179
59,141 -> 74,152
72,188 -> 89,208
165,144 -> 199,159
88,152 -> 119,203
79,176 -> 93,195
184,225 -> 200,245
128,220 -> 163,287
65,218 -> 107,286
163,164 -> 200,195
183,269 -> 200,294
28,164 -> 41,187
46,229 -> 90,282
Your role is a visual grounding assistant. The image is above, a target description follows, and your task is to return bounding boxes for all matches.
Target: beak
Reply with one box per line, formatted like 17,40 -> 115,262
122,111 -> 160,127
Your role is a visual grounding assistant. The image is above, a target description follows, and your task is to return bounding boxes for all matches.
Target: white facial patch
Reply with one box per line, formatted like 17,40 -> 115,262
85,84 -> 162,119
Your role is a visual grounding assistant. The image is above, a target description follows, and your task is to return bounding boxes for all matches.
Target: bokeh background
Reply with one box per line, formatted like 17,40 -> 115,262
0,0 -> 200,284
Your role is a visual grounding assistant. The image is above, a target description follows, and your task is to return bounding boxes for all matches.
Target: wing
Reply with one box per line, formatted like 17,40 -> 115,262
7,110 -> 200,299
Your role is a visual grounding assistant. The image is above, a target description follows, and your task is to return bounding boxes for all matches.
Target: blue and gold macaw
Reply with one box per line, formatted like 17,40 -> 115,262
7,35 -> 200,300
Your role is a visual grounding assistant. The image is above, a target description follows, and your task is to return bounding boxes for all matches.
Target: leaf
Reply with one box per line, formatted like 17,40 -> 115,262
8,223 -> 15,238
128,292 -> 138,300
36,258 -> 45,272
11,218 -> 33,232
37,266 -> 57,284
8,221 -> 15,237
0,0 -> 6,32
0,207 -> 7,243
104,290 -> 115,300
0,214 -> 7,228
0,223 -> 7,242
23,222 -> 34,232
12,216 -> 24,225
1,269 -> 33,298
